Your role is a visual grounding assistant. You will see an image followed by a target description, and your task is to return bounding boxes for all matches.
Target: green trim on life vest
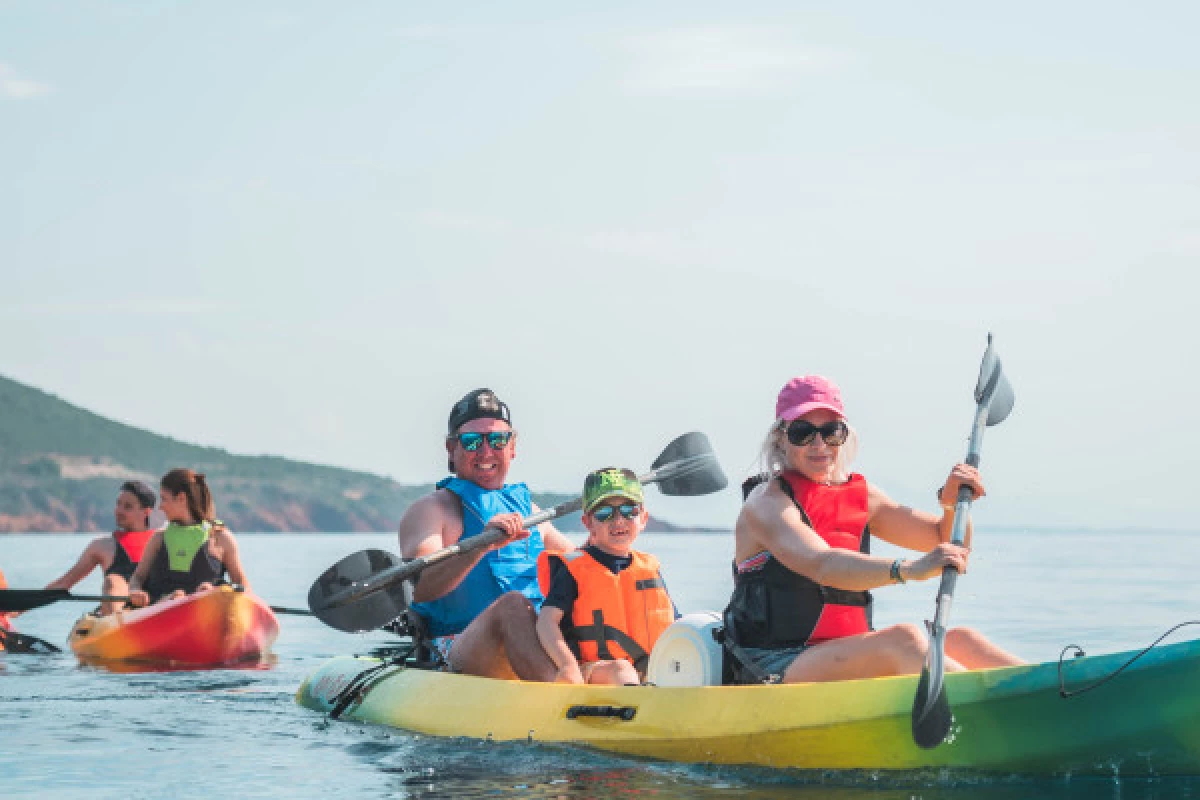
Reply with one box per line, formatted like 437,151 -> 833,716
164,521 -> 212,573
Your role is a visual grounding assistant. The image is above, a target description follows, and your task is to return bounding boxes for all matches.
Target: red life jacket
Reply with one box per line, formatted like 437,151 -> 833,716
114,529 -> 154,564
537,549 -> 674,672
725,471 -> 874,651
778,471 -> 872,643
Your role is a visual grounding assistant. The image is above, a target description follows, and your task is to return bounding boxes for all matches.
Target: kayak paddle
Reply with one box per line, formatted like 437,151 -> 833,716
0,626 -> 62,654
307,430 -> 729,633
0,587 -> 313,617
911,333 -> 1015,749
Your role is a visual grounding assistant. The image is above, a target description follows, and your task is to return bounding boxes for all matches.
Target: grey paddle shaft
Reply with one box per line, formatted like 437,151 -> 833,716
929,403 -> 988,633
399,452 -> 702,579
912,334 -> 1015,749
320,497 -> 582,609
317,456 -> 705,610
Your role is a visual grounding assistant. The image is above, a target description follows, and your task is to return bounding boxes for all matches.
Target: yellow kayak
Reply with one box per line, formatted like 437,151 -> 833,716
296,637 -> 1200,776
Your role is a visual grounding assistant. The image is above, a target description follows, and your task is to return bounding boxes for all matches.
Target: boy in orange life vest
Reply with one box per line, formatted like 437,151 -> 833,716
535,468 -> 677,685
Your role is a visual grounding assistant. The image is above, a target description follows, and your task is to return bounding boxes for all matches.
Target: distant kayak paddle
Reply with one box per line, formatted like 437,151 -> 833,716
0,626 -> 62,654
0,587 -> 312,617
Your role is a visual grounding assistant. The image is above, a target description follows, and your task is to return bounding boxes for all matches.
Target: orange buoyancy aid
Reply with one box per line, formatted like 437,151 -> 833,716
537,549 -> 674,671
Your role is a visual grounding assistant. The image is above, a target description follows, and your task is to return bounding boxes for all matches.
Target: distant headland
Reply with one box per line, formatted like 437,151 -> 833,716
0,374 -> 724,534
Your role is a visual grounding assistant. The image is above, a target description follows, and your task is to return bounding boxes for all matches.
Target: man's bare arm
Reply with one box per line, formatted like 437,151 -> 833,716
399,492 -> 493,604
44,538 -> 110,591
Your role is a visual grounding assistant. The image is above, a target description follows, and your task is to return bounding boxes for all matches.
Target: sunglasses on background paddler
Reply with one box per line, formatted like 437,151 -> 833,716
454,431 -> 514,451
590,503 -> 643,523
783,418 -> 849,447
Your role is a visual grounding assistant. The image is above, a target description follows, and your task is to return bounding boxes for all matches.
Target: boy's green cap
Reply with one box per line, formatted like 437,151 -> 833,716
583,467 -> 644,513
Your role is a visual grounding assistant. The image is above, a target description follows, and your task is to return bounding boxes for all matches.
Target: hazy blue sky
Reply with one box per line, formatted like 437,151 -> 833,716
3,2 -> 1197,529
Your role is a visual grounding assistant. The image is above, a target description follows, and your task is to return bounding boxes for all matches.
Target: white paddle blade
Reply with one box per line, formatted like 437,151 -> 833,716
974,334 -> 1015,427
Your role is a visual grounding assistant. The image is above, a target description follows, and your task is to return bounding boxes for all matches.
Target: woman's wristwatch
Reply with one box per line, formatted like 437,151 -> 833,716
890,558 -> 907,584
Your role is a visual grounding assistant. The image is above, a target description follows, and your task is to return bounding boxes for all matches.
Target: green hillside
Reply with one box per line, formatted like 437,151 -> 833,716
0,374 -> 713,533
0,374 -> 562,532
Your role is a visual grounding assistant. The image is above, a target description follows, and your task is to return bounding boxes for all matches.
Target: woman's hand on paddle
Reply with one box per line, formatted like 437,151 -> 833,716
484,512 -> 529,549
906,542 -> 970,581
128,589 -> 150,608
937,463 -> 986,507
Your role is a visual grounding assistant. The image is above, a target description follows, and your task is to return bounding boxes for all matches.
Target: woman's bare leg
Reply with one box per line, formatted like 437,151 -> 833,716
781,623 -> 968,683
945,627 -> 1024,669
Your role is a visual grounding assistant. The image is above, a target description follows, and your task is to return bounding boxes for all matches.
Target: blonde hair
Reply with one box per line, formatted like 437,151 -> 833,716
757,419 -> 860,482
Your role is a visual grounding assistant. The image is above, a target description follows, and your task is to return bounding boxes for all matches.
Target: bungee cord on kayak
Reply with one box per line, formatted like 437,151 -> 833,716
1057,620 -> 1200,699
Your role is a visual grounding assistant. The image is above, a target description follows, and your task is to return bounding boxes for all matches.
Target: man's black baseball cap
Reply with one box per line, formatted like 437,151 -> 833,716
447,388 -> 512,435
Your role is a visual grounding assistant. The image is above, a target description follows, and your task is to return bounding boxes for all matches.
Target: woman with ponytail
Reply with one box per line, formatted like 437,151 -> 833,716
128,469 -> 250,607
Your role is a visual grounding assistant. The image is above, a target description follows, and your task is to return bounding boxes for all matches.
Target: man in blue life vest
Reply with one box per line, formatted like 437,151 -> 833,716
399,388 -> 576,680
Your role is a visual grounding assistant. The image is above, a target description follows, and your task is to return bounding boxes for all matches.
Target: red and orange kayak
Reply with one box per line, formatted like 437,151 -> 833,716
68,585 -> 279,667
0,568 -> 11,651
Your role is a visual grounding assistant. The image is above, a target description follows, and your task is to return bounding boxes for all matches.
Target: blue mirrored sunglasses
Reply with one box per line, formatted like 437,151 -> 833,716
591,503 -> 641,523
456,431 -> 513,451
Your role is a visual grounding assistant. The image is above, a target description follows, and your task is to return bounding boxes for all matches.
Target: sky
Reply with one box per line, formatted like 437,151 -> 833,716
2,2 -> 1198,530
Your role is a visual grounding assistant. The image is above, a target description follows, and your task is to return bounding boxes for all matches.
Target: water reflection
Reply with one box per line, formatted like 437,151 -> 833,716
345,731 -> 1200,800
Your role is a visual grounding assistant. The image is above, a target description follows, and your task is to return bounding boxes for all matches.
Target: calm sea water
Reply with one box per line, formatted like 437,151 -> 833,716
2,529 -> 1200,800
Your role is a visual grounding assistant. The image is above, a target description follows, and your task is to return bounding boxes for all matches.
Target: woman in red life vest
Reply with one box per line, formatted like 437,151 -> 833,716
536,468 -> 676,685
724,375 -> 1024,684
44,481 -> 161,615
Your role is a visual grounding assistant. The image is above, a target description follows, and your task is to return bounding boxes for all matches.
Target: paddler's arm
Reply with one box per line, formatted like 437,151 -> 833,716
127,532 -> 163,607
529,504 -> 575,553
867,464 -> 985,552
44,537 -> 110,591
740,483 -> 966,591
214,527 -> 250,592
399,494 -> 527,604
536,606 -> 584,684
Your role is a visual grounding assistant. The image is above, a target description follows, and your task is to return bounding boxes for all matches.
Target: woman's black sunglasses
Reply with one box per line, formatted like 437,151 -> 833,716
784,419 -> 849,447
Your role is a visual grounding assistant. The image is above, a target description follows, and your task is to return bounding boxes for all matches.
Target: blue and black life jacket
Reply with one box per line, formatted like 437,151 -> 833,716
410,478 -> 545,637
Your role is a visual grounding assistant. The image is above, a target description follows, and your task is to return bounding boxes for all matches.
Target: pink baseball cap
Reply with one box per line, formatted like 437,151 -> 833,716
775,375 -> 846,421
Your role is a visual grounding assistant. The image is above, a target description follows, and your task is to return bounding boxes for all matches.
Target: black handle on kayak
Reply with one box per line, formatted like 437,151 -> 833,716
565,705 -> 637,721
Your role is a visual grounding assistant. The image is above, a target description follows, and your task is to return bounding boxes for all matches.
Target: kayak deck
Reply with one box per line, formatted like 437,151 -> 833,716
296,637 -> 1200,776
69,586 -> 280,667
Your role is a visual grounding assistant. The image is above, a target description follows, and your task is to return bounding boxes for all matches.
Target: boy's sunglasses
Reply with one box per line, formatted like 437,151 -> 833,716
591,503 -> 641,523
456,431 -> 514,451
784,419 -> 849,447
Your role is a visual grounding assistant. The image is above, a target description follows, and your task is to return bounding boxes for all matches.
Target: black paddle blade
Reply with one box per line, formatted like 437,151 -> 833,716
0,627 -> 62,654
650,431 -> 728,496
0,588 -> 71,613
307,549 -> 409,633
912,663 -> 953,749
